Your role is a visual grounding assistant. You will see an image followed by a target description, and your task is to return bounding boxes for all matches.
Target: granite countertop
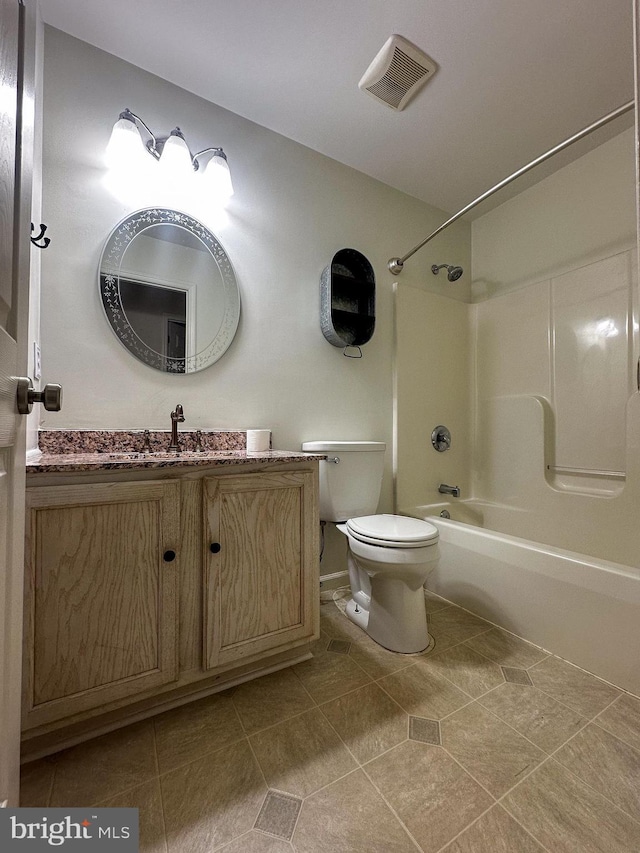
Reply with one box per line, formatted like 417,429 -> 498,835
27,430 -> 324,473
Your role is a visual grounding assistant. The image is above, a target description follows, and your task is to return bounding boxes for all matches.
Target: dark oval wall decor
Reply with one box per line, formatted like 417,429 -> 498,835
320,248 -> 375,353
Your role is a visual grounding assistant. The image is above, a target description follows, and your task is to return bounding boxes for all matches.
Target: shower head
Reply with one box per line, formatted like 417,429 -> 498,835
431,263 -> 463,282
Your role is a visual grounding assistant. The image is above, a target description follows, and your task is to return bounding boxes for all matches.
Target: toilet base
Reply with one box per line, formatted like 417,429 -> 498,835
345,598 -> 368,631
340,524 -> 438,654
345,591 -> 431,654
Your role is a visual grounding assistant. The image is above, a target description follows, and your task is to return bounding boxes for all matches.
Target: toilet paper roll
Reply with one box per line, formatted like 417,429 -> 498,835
246,429 -> 271,452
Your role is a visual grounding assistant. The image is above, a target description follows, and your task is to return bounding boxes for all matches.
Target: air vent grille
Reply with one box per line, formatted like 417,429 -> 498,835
359,35 -> 437,111
366,47 -> 430,108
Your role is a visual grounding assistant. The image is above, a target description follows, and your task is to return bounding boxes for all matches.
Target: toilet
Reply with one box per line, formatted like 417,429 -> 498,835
302,441 -> 439,653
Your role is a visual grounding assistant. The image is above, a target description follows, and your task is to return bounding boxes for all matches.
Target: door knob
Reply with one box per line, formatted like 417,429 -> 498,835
16,377 -> 63,415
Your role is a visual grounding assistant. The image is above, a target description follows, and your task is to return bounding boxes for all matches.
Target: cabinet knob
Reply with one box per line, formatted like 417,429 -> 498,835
163,550 -> 176,562
209,542 -> 221,554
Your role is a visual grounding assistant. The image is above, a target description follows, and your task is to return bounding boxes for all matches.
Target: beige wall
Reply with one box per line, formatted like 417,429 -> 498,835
39,27 -> 470,578
472,128 -> 636,296
395,287 -> 472,513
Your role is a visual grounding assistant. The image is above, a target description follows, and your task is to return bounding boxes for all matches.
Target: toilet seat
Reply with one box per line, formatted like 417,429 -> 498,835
346,514 -> 438,548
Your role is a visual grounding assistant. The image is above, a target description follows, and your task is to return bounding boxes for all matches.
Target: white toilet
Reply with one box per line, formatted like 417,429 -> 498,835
302,441 -> 439,653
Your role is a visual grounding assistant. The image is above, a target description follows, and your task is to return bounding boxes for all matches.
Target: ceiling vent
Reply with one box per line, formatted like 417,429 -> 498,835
359,35 -> 437,111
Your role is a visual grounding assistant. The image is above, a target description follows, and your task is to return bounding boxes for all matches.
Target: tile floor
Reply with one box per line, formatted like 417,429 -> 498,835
20,590 -> 640,852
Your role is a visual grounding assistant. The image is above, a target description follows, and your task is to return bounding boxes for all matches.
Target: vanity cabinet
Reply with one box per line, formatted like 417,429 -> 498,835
22,461 -> 319,747
22,481 -> 180,730
203,470 -> 317,669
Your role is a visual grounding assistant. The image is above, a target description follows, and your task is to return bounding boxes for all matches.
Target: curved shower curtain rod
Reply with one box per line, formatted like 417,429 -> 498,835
388,99 -> 635,275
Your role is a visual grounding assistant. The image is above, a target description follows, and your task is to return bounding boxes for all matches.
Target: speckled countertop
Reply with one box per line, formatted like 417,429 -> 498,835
27,430 -> 323,473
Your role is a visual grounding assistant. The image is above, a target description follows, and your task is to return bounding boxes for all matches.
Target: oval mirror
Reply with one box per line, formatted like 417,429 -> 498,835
99,208 -> 240,373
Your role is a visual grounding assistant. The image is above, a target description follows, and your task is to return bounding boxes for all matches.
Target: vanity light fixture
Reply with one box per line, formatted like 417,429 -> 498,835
106,108 -> 234,201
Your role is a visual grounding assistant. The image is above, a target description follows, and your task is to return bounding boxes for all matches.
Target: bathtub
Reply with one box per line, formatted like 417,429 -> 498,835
407,500 -> 640,696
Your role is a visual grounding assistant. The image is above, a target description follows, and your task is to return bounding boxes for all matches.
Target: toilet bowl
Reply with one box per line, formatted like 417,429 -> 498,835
338,514 -> 439,653
301,441 -> 440,654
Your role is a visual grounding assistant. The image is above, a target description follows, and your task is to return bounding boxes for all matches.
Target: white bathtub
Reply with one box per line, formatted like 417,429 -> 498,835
407,500 -> 640,696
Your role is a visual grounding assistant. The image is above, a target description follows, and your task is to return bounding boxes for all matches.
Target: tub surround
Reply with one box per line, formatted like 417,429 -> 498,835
29,429 -> 323,473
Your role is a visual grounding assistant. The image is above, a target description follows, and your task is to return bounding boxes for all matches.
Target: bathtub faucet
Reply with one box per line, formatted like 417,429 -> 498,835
438,483 -> 460,498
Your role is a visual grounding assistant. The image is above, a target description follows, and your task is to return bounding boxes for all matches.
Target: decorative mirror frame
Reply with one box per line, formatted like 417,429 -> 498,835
99,208 -> 240,373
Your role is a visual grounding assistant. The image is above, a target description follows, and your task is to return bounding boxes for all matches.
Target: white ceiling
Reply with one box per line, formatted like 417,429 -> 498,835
40,0 -> 635,216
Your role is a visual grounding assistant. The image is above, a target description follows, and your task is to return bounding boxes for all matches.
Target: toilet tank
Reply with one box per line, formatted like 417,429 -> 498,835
301,441 -> 386,522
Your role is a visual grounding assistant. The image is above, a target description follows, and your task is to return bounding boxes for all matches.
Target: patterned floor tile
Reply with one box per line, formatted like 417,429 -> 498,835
416,643 -> 504,698
409,716 -> 441,745
424,590 -> 453,614
293,646 -> 371,704
22,592 -> 640,853
503,759 -> 640,852
49,720 -> 157,807
347,631 -> 415,679
446,805 -> 545,852
254,790 -> 301,840
231,668 -> 314,735
428,607 -> 492,651
478,682 -> 585,753
319,606 -> 364,643
441,702 -> 545,797
293,769 -> 417,853
161,740 -> 266,853
596,693 -> 640,752
319,682 -> 408,763
464,628 -> 548,669
154,692 -> 245,773
528,656 -> 621,718
327,639 -> 351,654
19,757 -> 56,807
249,707 -> 356,798
378,662 -> 469,720
98,778 -> 166,853
553,722 -> 640,821
501,666 -> 532,685
217,831 -> 293,852
365,740 -> 493,853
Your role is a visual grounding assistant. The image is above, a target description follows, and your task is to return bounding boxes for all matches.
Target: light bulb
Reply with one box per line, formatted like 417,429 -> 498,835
158,129 -> 193,178
105,112 -> 146,170
202,151 -> 234,202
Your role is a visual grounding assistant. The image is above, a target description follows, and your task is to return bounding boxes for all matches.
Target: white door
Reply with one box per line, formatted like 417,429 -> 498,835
0,0 -> 35,807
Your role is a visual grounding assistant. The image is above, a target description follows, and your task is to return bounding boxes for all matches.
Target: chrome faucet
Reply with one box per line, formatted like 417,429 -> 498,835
168,404 -> 185,452
438,483 -> 460,498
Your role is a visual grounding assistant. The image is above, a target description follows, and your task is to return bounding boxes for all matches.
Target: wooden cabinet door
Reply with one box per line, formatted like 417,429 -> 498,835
23,480 -> 180,730
203,470 -> 319,670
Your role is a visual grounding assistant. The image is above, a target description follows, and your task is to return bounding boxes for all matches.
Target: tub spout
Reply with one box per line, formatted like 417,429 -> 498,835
438,483 -> 460,498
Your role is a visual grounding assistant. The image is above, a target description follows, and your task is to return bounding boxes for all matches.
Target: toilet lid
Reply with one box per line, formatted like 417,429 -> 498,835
346,514 -> 439,548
